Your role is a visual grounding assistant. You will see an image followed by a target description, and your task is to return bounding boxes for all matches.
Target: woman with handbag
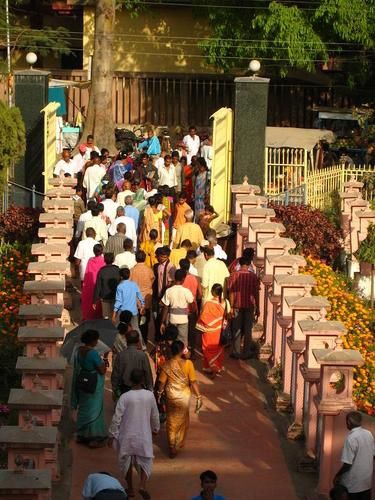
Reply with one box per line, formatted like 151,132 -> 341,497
196,283 -> 230,377
71,329 -> 108,448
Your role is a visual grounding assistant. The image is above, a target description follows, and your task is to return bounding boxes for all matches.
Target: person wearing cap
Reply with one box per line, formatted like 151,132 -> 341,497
73,143 -> 87,175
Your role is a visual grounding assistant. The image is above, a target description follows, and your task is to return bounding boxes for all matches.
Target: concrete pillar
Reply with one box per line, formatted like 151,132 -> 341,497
233,76 -> 270,189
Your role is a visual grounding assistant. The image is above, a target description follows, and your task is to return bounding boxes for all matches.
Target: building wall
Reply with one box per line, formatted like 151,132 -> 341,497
83,6 -> 218,74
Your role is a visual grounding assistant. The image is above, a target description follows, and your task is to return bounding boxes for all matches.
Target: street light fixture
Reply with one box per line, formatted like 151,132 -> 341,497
26,52 -> 38,69
248,59 -> 261,78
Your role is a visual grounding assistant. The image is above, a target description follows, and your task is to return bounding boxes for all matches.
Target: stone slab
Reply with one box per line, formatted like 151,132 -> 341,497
231,184 -> 261,194
274,274 -> 316,286
267,254 -> 306,266
242,207 -> 274,216
48,177 -> 77,188
39,213 -> 73,224
0,469 -> 51,491
298,320 -> 345,334
38,227 -> 72,238
31,243 -> 69,258
42,198 -> 73,212
24,280 -> 65,294
18,304 -> 63,319
45,188 -> 75,199
8,389 -> 63,409
285,295 -> 330,309
16,356 -> 67,373
17,326 -> 65,342
28,261 -> 70,276
0,426 -> 57,447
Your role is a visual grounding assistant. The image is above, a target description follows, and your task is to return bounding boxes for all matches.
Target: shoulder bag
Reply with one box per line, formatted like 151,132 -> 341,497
76,349 -> 98,394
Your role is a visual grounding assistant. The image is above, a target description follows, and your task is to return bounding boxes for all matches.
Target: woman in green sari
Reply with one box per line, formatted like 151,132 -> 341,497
71,329 -> 108,448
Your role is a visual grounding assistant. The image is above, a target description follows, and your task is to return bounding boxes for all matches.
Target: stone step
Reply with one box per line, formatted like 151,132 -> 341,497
0,426 -> 58,447
31,243 -> 70,261
18,304 -> 63,320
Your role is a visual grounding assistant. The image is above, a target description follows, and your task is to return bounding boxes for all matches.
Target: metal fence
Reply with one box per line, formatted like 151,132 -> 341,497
306,164 -> 375,209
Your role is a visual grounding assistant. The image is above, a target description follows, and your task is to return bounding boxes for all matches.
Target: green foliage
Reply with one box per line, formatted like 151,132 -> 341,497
355,224 -> 375,264
198,0 -> 375,86
0,101 -> 25,187
0,0 -> 71,73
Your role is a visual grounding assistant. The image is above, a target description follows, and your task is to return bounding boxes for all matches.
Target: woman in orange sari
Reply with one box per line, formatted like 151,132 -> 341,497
157,341 -> 202,458
182,156 -> 194,205
196,284 -> 229,376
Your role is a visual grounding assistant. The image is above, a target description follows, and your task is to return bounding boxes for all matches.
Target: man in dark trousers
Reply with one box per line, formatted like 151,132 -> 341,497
228,255 -> 260,360
93,253 -> 121,319
111,330 -> 153,400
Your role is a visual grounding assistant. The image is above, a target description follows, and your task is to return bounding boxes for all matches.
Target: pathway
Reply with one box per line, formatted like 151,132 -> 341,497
69,353 -> 301,500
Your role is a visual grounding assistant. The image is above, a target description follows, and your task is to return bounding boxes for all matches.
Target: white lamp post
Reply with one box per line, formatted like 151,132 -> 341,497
26,52 -> 38,69
248,59 -> 261,78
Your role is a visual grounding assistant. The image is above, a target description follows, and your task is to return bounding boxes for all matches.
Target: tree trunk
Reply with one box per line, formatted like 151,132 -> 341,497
81,0 -> 116,152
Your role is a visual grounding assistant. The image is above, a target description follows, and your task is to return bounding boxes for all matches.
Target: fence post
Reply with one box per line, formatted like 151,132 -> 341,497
32,185 -> 36,209
285,189 -> 289,206
340,163 -> 345,191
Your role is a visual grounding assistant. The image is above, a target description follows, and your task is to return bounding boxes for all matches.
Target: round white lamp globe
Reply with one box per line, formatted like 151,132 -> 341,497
249,59 -> 261,73
26,52 -> 38,67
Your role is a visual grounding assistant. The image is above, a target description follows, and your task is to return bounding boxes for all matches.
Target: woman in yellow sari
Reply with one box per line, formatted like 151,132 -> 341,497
157,340 -> 202,458
141,196 -> 162,243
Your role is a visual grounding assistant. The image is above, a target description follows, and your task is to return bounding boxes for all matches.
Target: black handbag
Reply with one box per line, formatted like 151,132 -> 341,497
220,301 -> 232,346
76,350 -> 98,394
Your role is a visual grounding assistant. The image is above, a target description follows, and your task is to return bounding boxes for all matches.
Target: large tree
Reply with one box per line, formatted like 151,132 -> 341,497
197,0 -> 375,86
80,0 -> 142,151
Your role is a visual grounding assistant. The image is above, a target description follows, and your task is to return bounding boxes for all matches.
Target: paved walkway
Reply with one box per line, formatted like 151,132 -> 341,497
69,353 -> 299,500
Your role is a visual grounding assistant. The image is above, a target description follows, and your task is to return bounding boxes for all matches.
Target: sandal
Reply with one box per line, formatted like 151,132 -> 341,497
125,489 -> 135,499
139,489 -> 151,500
169,447 -> 177,459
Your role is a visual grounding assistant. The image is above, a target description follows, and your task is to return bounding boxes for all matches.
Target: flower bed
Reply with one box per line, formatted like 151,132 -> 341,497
0,243 -> 30,397
270,204 -> 342,264
304,258 -> 375,416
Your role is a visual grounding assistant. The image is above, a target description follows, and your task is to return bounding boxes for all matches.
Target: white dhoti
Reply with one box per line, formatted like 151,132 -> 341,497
119,455 -> 153,479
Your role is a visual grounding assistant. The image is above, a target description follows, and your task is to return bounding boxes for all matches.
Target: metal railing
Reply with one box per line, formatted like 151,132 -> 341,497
2,181 -> 46,211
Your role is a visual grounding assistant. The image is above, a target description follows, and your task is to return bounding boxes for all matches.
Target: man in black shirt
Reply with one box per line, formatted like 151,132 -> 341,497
93,252 -> 121,319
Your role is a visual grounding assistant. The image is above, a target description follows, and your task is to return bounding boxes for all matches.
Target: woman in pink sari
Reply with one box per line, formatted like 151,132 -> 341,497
81,244 -> 105,321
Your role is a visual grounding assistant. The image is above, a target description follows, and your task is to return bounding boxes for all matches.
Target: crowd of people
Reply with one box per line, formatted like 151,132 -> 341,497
64,128 -> 373,500
65,125 -> 259,499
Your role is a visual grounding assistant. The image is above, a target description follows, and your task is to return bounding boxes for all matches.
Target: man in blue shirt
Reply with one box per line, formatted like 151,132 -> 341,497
112,267 -> 145,336
82,472 -> 127,499
191,470 -> 226,500
137,129 -> 161,156
124,195 -> 140,229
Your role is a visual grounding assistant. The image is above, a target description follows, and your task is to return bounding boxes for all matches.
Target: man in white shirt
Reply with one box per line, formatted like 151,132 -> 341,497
83,153 -> 106,198
82,472 -> 126,500
72,144 -> 87,175
109,206 -> 137,246
53,150 -> 75,177
82,205 -> 108,245
183,125 -> 200,164
334,411 -> 374,498
160,268 -> 194,347
83,134 -> 101,161
74,227 -> 97,280
158,155 -> 177,190
114,238 -> 136,269
75,200 -> 96,239
101,188 -> 119,223
207,234 -> 227,261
